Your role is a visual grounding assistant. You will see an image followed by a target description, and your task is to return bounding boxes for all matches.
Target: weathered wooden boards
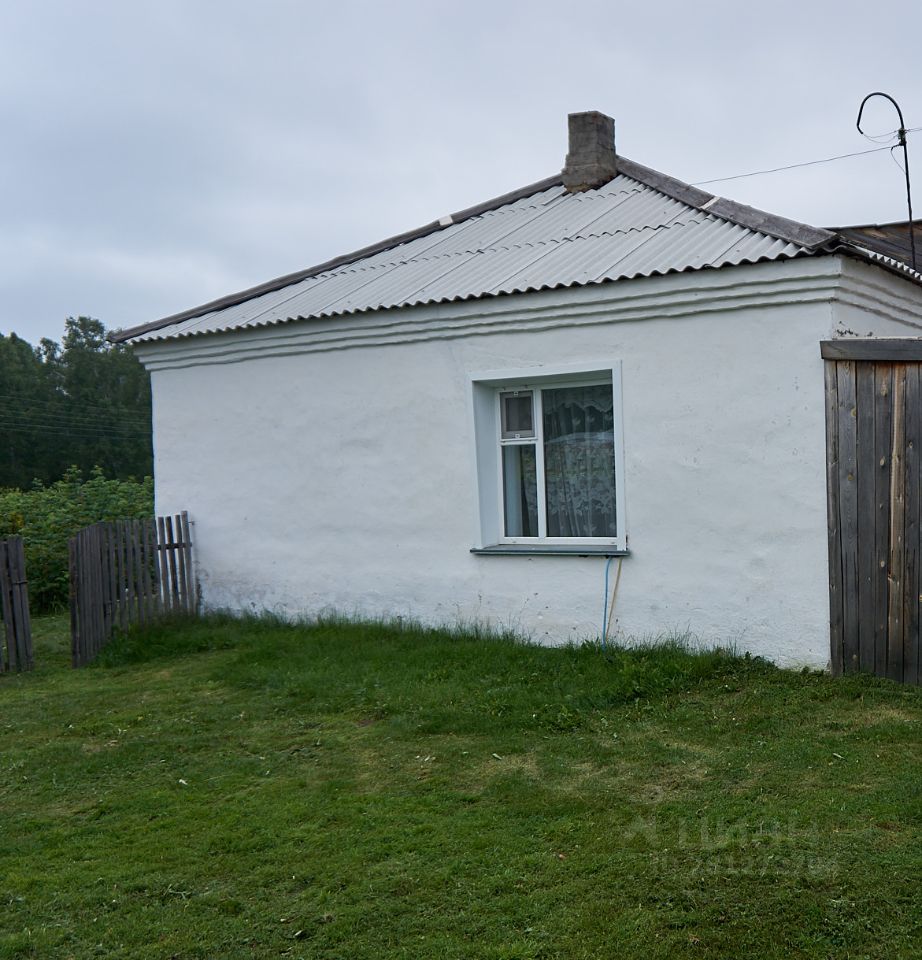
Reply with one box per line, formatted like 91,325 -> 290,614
0,536 -> 33,672
825,358 -> 922,684
69,512 -> 195,667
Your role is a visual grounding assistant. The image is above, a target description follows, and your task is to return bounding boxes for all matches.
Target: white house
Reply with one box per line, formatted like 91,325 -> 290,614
115,112 -> 922,676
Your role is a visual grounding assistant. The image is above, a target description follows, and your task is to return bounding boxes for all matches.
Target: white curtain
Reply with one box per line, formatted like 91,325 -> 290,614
543,385 -> 616,538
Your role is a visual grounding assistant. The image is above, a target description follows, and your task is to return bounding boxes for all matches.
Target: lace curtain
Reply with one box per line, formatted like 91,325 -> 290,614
542,385 -> 616,538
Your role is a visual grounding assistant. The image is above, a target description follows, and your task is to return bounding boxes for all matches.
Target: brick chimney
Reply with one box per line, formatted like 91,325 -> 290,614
561,111 -> 618,192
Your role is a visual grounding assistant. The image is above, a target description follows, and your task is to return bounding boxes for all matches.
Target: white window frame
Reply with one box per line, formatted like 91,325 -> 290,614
470,362 -> 627,553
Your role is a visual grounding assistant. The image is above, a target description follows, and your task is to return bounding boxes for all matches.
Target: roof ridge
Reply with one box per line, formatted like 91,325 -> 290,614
616,157 -> 837,249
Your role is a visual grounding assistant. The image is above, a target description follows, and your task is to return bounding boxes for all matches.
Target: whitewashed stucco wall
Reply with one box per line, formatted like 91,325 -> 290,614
137,255 -> 922,669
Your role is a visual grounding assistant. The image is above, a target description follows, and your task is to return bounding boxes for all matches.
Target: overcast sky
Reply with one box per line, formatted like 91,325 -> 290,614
2,0 -> 920,344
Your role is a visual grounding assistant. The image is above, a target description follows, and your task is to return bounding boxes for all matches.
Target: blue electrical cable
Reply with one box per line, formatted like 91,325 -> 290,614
602,556 -> 614,650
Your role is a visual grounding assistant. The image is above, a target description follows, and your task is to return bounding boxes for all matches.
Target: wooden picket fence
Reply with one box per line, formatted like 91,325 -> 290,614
0,536 -> 33,672
69,512 -> 195,667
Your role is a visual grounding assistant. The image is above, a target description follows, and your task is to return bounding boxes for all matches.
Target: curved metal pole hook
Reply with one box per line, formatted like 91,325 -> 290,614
857,91 -> 906,144
856,91 -> 916,271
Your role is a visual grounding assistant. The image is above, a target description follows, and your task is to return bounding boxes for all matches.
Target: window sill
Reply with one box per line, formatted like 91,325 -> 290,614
471,545 -> 630,557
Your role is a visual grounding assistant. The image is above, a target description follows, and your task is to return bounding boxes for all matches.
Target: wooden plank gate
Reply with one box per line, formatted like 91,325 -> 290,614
822,339 -> 922,684
0,536 -> 33,672
69,512 -> 195,667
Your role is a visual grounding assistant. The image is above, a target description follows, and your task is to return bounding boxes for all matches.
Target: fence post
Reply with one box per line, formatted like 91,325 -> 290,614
1,536 -> 33,672
69,535 -> 80,667
180,512 -> 195,613
0,540 -> 10,671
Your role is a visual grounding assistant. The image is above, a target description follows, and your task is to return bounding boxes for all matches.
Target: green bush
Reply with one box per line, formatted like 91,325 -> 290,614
0,467 -> 153,611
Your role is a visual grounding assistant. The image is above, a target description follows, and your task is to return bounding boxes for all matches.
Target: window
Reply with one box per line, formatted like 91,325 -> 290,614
471,365 -> 627,554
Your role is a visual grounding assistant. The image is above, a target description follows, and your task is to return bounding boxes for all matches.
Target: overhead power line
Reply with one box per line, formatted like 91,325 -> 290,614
0,425 -> 150,443
694,146 -> 892,186
0,415 -> 150,438
692,127 -> 922,187
0,421 -> 150,440
0,407 -> 151,430
0,415 -> 150,434
0,392 -> 150,421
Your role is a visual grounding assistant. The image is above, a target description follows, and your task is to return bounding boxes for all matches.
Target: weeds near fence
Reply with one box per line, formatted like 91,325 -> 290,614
0,468 -> 153,611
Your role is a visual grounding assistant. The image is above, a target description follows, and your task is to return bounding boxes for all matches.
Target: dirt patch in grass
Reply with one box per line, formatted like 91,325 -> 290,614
852,704 -> 921,726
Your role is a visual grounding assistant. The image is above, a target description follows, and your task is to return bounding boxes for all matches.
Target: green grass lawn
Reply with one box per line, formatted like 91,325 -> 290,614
2,615 -> 921,959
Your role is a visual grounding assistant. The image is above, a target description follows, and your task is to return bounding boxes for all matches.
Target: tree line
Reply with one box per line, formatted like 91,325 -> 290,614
0,317 -> 152,488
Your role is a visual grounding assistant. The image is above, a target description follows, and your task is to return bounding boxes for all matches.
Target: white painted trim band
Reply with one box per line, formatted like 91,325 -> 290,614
137,259 -> 845,372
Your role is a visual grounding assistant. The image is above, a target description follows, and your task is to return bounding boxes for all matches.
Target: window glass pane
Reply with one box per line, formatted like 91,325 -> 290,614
500,391 -> 534,439
502,444 -> 538,536
543,384 -> 616,538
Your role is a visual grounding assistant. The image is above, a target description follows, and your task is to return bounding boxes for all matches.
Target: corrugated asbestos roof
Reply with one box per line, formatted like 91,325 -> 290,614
116,157 -> 845,345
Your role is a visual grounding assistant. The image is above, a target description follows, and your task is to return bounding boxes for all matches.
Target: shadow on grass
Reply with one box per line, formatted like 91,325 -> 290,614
93,611 -> 784,737
93,610 -> 273,666
97,609 -> 527,666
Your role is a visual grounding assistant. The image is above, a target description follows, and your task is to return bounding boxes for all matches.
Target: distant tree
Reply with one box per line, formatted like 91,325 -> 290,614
0,317 -> 152,487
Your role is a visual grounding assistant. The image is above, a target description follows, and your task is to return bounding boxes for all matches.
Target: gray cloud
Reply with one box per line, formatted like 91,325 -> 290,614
2,0 -> 920,343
